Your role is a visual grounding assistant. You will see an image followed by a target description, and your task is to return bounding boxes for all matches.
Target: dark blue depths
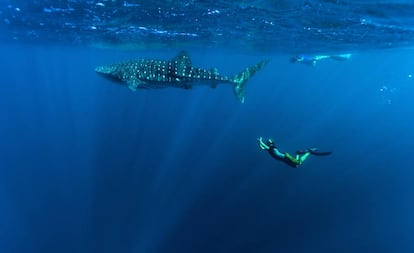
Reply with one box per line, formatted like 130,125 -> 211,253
0,45 -> 414,253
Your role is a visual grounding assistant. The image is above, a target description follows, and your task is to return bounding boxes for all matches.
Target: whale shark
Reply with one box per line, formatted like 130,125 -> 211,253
95,51 -> 268,103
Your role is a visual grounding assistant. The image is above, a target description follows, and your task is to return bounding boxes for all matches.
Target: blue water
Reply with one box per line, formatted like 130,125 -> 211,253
2,0 -> 414,52
1,1 -> 414,253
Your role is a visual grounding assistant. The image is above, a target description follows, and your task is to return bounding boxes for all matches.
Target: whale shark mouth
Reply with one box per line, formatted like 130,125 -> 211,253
95,65 -> 125,84
95,65 -> 115,75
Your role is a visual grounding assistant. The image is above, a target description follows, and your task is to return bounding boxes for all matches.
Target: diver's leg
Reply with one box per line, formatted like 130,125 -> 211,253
296,152 -> 311,164
285,153 -> 300,167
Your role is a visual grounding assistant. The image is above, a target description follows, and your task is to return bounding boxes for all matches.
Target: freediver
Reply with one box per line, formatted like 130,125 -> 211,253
257,137 -> 332,168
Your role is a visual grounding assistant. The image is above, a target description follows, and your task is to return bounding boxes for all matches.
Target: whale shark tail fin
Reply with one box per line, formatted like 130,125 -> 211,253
232,60 -> 269,103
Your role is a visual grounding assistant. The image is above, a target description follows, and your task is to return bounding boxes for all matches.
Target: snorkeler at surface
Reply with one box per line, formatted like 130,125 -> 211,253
290,53 -> 351,66
257,137 -> 332,168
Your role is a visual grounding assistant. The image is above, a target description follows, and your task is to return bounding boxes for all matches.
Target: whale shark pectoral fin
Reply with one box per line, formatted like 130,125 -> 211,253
127,79 -> 144,91
183,83 -> 192,89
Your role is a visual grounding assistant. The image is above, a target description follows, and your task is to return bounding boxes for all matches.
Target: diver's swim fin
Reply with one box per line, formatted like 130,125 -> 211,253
310,150 -> 332,156
297,148 -> 332,156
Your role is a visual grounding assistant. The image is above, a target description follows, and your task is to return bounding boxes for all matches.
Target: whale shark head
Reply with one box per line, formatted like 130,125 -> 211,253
95,64 -> 124,83
95,65 -> 114,74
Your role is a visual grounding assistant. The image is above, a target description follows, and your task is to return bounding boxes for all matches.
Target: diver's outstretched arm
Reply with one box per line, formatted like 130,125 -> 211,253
257,137 -> 270,150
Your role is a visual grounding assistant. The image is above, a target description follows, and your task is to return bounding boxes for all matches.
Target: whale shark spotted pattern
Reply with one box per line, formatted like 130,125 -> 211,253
95,51 -> 268,103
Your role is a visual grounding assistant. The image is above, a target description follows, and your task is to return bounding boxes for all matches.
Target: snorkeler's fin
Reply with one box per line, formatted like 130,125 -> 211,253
330,53 -> 352,61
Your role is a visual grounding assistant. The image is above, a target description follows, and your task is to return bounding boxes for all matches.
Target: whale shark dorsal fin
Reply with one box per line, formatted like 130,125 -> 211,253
210,67 -> 219,75
172,51 -> 192,66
